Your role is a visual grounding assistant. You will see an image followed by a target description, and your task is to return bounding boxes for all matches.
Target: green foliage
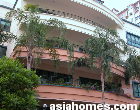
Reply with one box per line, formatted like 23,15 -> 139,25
74,57 -> 92,68
125,55 -> 140,84
138,105 -> 140,110
0,57 -> 40,110
6,8 -> 74,69
24,4 -> 39,12
0,25 -> 16,44
84,28 -> 129,81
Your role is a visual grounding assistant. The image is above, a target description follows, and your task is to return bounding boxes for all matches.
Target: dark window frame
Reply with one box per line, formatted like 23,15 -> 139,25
126,32 -> 140,48
132,81 -> 140,98
0,45 -> 7,58
0,18 -> 11,32
36,69 -> 72,84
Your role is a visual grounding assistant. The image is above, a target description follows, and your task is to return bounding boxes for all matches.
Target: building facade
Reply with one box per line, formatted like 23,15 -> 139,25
118,0 -> 140,25
0,2 -> 12,58
1,0 -> 140,109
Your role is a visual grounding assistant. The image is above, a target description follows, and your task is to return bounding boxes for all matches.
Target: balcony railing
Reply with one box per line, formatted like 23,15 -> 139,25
38,8 -> 105,29
11,47 -> 125,76
40,78 -> 126,97
36,85 -> 140,104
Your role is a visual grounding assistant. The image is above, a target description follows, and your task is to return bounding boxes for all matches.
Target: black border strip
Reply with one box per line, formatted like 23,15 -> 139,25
132,81 -> 140,98
122,19 -> 140,28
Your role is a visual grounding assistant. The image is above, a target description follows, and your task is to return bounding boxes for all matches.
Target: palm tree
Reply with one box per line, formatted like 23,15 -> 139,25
84,28 -> 129,106
6,7 -> 74,69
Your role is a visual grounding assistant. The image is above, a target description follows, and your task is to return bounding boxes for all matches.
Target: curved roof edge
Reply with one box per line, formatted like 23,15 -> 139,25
71,0 -> 124,28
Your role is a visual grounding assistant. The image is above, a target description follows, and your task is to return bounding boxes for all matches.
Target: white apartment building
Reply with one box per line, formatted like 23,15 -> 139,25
0,1 -> 12,58
118,0 -> 140,25
0,0 -> 140,109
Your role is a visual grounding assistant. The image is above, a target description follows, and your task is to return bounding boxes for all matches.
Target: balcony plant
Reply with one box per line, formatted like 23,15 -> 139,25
74,57 -> 89,67
24,4 -> 39,12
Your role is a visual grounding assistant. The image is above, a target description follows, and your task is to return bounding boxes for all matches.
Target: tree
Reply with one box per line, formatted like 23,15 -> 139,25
6,7 -> 74,69
0,57 -> 40,110
84,28 -> 129,105
138,105 -> 140,110
125,55 -> 140,84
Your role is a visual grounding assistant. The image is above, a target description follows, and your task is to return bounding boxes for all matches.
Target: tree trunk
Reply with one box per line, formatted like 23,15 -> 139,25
27,52 -> 32,70
101,72 -> 105,109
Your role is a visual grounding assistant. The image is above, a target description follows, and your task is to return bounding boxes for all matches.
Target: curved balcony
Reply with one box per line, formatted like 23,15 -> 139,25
36,85 -> 140,104
70,0 -> 124,28
11,47 -> 87,61
38,11 -> 96,36
11,47 -> 125,77
38,8 -> 105,28
24,0 -> 124,31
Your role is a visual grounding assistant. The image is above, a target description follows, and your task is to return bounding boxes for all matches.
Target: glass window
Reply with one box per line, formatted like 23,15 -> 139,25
0,18 -> 11,32
138,38 -> 140,44
126,33 -> 131,40
79,77 -> 101,85
0,46 -> 7,58
126,32 -> 140,48
135,37 -> 139,44
36,69 -> 72,84
133,81 -> 140,97
131,36 -> 136,43
127,41 -> 132,45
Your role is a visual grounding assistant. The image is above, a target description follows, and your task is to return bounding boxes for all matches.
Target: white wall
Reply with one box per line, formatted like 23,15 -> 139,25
124,21 -> 140,55
6,0 -> 23,57
5,0 -> 140,57
0,6 -> 12,56
0,7 -> 11,19
116,20 -> 140,62
0,1 -> 13,8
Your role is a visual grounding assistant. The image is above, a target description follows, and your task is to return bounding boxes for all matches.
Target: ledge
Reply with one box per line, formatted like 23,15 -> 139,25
11,47 -> 125,77
36,85 -> 140,104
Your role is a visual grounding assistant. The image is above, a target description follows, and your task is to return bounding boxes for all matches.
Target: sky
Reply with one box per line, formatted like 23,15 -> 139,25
0,0 -> 139,12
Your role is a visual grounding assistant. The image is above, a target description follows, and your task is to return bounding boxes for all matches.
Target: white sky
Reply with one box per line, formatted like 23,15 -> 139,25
0,0 -> 139,12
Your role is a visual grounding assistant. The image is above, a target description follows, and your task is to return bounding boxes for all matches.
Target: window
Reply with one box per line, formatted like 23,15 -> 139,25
95,0 -> 104,4
36,69 -> 72,84
126,32 -> 140,48
132,81 -> 140,98
0,46 -> 7,58
138,22 -> 140,26
129,12 -> 133,16
0,18 -> 11,32
135,15 -> 140,20
79,77 -> 101,85
131,18 -> 133,22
